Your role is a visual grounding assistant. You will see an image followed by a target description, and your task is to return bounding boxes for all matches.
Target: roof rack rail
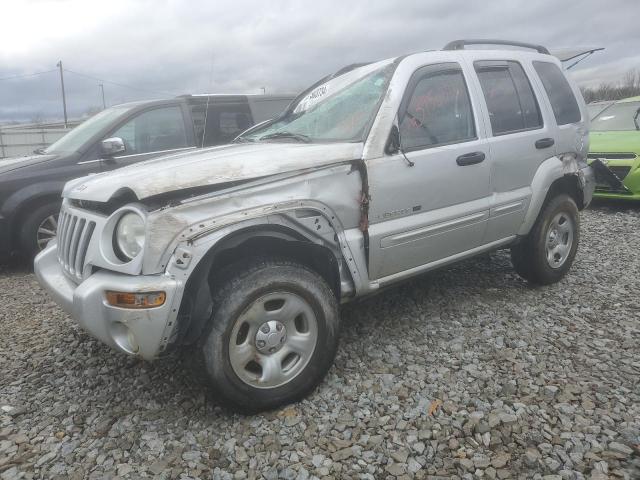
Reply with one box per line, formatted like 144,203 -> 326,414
443,39 -> 550,55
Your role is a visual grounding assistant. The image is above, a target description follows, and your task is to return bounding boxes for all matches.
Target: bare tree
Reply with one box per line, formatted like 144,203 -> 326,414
582,69 -> 640,103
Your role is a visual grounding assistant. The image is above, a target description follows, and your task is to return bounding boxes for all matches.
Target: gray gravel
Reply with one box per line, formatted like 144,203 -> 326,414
1,203 -> 639,480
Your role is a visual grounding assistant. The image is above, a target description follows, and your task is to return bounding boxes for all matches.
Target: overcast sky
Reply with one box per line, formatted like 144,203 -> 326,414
1,0 -> 639,123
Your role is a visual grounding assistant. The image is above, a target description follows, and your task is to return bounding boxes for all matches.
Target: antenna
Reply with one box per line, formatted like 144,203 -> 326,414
201,52 -> 215,148
56,61 -> 68,128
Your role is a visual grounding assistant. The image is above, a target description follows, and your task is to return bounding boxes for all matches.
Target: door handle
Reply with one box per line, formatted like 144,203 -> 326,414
456,151 -> 485,166
535,137 -> 555,149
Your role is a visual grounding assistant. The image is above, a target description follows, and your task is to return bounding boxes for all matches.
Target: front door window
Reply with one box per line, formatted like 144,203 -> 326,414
111,106 -> 188,156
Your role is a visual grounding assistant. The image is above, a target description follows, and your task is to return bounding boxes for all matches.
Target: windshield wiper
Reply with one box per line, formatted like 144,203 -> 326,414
259,131 -> 311,143
33,147 -> 46,155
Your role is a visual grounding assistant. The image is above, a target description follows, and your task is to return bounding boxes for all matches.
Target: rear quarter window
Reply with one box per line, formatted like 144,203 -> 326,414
533,61 -> 581,125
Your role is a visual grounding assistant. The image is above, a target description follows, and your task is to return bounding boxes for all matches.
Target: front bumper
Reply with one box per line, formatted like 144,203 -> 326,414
34,242 -> 182,359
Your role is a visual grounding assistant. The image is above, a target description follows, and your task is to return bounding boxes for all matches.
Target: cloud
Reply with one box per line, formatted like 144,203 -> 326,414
1,0 -> 639,122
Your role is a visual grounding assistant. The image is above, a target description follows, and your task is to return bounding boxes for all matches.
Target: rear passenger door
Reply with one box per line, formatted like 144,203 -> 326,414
471,60 -> 552,243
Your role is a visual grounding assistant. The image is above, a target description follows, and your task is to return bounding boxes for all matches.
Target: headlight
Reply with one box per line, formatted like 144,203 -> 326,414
114,212 -> 145,261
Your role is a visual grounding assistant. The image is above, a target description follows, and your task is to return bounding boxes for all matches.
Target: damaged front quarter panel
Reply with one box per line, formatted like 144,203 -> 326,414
141,162 -> 371,298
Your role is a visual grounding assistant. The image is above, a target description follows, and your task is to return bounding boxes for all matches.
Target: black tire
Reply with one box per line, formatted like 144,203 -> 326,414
196,257 -> 340,413
511,194 -> 579,285
19,201 -> 62,259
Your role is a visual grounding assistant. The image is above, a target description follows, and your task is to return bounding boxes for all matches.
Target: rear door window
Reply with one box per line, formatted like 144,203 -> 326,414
191,100 -> 253,147
533,61 -> 581,125
474,60 -> 542,135
399,63 -> 476,151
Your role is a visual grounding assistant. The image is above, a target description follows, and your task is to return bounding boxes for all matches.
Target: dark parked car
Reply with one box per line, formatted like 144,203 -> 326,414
0,94 -> 294,258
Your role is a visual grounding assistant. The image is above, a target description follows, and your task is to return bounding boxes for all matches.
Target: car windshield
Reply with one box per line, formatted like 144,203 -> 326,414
43,105 -> 133,154
238,60 -> 394,143
591,101 -> 640,131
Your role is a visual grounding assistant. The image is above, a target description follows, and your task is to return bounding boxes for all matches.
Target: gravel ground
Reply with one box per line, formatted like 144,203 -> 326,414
1,203 -> 639,480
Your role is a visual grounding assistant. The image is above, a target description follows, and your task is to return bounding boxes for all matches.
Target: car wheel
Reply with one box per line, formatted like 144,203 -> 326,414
511,194 -> 579,285
197,257 -> 340,413
19,201 -> 62,258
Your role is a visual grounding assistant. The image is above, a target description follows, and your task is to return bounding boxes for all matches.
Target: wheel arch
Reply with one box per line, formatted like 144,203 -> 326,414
4,183 -> 65,247
172,219 -> 351,347
518,156 -> 587,237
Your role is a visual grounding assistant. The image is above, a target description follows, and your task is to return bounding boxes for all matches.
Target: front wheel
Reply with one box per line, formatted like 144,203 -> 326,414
197,257 -> 340,413
511,194 -> 580,285
19,201 -> 61,258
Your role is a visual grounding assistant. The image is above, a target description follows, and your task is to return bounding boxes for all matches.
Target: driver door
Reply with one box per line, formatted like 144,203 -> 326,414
367,62 -> 492,280
102,105 -> 195,170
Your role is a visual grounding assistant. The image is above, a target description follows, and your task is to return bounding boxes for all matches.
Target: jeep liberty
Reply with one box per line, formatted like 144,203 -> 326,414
35,40 -> 595,412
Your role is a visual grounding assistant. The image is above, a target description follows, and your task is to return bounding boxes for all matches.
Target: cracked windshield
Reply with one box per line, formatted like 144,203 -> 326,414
240,61 -> 393,143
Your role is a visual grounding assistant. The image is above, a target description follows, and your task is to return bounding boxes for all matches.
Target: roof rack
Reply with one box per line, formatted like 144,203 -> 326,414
443,39 -> 550,55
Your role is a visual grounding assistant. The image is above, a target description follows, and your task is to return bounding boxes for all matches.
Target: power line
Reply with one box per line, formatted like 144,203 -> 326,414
0,69 -> 57,81
63,68 -> 177,97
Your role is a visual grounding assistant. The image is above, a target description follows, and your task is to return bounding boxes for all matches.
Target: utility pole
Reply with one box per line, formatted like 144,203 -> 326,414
56,61 -> 68,128
99,83 -> 106,109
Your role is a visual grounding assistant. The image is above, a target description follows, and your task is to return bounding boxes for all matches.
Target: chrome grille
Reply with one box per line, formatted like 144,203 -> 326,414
57,209 -> 96,282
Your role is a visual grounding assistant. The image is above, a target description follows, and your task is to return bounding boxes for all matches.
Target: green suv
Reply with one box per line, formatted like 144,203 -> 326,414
589,96 -> 640,200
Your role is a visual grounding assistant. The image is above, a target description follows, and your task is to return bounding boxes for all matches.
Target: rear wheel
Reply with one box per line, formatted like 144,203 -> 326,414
511,194 -> 579,285
196,257 -> 340,412
19,201 -> 61,258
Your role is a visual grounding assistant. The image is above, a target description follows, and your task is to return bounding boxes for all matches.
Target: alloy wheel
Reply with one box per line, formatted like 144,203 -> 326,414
36,214 -> 58,250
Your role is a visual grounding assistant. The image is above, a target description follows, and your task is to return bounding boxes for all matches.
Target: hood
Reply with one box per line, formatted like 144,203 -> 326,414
590,131 -> 640,154
0,153 -> 58,175
64,142 -> 364,202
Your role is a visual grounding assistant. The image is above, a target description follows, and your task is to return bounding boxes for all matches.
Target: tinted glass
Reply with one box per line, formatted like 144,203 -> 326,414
533,61 -> 581,125
591,101 -> 640,131
475,61 -> 542,135
111,106 -> 187,155
191,102 -> 253,147
510,64 -> 542,128
399,68 -> 475,150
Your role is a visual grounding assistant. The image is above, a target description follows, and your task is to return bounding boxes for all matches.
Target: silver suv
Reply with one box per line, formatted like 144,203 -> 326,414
35,40 -> 595,412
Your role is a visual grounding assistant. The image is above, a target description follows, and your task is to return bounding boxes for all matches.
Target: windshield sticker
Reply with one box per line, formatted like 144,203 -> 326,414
294,85 -> 330,114
310,85 -> 328,99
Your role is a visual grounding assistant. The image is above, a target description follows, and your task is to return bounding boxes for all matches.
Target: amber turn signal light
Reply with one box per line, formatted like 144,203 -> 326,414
105,291 -> 166,309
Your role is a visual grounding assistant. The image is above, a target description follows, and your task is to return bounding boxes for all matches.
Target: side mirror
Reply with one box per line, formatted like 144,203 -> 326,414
385,125 -> 401,155
100,137 -> 125,157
